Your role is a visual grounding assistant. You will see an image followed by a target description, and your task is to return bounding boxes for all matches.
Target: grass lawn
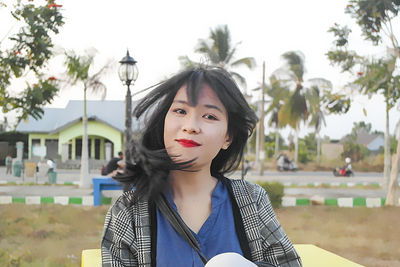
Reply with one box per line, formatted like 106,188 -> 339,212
0,204 -> 399,267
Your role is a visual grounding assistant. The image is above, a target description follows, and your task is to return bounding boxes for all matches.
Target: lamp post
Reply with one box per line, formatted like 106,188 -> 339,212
118,50 -> 138,167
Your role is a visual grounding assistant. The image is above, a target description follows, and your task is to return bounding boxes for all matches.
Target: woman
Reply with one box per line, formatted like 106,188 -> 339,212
101,67 -> 302,267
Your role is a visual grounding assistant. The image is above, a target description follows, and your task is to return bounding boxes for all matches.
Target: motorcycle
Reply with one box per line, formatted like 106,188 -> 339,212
333,167 -> 354,177
277,154 -> 298,171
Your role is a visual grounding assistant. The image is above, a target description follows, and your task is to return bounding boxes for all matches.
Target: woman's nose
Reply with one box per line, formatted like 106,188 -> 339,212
182,117 -> 200,134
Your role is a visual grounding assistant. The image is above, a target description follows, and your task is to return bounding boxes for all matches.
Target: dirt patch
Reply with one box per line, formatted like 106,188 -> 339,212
0,204 -> 399,266
276,206 -> 400,267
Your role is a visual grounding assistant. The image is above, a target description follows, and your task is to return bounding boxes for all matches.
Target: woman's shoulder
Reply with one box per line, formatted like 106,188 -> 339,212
107,191 -> 149,218
223,177 -> 267,203
228,178 -> 264,194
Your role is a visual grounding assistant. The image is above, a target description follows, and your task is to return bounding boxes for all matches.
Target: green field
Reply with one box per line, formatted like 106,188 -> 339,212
0,204 -> 399,267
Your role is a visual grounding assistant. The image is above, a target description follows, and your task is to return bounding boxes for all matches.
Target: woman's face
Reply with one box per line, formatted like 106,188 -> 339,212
163,84 -> 231,170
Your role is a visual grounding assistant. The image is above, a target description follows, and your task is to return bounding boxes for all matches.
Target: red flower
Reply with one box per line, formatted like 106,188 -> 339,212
33,84 -> 38,87
357,72 -> 363,76
48,76 -> 56,81
47,3 -> 62,8
14,50 -> 21,55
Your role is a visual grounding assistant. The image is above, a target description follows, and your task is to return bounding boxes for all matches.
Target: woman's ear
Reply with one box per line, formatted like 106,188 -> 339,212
221,135 -> 232,150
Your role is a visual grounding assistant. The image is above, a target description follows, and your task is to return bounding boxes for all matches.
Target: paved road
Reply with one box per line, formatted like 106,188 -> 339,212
0,167 -> 389,198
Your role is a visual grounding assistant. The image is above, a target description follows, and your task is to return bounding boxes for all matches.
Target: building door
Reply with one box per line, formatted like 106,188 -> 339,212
45,139 -> 58,159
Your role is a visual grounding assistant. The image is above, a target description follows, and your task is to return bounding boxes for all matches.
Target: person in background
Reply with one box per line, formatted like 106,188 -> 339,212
47,158 -> 56,173
5,154 -> 12,175
345,157 -> 352,173
103,151 -> 124,176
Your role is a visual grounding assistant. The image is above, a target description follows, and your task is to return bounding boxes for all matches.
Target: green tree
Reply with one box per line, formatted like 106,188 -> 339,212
326,0 -> 400,205
64,50 -> 111,188
179,25 -> 256,91
275,51 -> 350,163
265,76 -> 290,157
342,122 -> 371,162
0,1 -> 64,125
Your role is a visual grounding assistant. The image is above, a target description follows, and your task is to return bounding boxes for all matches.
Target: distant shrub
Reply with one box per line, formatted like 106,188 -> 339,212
257,181 -> 284,209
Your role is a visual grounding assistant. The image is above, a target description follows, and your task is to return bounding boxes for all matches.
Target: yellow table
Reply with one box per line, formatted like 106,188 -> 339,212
82,244 -> 364,267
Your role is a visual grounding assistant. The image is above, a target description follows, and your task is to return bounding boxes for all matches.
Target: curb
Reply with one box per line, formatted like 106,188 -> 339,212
0,195 -> 101,206
281,196 -> 398,207
0,180 -> 79,185
1,195 -> 397,207
282,181 -> 395,188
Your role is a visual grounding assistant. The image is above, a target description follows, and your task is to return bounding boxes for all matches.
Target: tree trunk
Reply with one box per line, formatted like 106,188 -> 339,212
80,87 -> 90,188
385,128 -> 400,206
294,123 -> 299,163
274,126 -> 279,157
316,130 -> 321,164
259,62 -> 265,175
383,102 -> 391,190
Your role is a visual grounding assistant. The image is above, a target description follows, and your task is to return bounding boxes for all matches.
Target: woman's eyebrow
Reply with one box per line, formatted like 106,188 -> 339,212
173,100 -> 223,113
204,104 -> 223,113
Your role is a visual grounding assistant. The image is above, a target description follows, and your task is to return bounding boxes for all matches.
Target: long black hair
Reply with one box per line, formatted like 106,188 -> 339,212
115,67 -> 258,199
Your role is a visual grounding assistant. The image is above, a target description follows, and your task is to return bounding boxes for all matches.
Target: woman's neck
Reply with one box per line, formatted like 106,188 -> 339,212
169,168 -> 218,199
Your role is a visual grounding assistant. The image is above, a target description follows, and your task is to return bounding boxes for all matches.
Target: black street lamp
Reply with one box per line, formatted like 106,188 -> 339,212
118,50 -> 138,167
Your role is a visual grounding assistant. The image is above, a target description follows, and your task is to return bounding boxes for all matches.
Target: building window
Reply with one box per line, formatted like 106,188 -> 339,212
75,138 -> 82,159
88,139 -> 92,158
45,139 -> 58,160
95,139 -> 100,159
68,142 -> 72,160
31,139 -> 40,159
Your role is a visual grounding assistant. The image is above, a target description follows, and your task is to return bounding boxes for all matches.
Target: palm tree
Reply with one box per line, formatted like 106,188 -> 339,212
179,25 -> 256,91
64,50 -> 111,188
275,51 -> 308,163
276,51 -> 351,164
265,75 -> 291,157
306,79 -> 332,164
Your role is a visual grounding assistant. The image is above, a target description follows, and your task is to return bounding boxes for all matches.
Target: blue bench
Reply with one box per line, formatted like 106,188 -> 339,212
92,177 -> 123,206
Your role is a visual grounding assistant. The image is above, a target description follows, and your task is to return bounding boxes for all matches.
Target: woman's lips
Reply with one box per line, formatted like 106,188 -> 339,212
176,139 -> 201,148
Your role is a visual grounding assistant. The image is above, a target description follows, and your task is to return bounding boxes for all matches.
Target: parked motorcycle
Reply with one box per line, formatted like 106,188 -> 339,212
277,154 -> 298,171
332,167 -> 354,177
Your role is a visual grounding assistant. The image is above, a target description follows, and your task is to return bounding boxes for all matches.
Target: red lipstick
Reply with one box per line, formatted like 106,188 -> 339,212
176,139 -> 201,148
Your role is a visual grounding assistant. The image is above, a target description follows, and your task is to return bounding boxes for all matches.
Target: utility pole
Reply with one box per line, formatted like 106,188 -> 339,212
259,61 -> 265,176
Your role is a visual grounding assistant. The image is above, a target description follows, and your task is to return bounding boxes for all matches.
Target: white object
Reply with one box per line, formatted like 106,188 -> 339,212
338,198 -> 353,207
47,159 -> 56,169
26,196 -> 41,205
205,252 -> 257,267
282,197 -> 296,207
0,196 -> 12,204
54,196 -> 69,205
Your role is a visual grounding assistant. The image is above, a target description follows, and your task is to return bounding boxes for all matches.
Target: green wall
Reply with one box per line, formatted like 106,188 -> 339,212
58,121 -> 122,158
28,133 -> 59,159
28,121 -> 123,160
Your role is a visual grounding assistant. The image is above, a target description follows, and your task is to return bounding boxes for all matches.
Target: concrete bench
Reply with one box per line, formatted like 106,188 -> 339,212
92,177 -> 123,206
82,244 -> 364,266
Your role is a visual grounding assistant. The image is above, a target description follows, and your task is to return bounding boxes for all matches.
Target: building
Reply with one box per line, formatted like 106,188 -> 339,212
16,100 -> 139,164
356,131 -> 384,152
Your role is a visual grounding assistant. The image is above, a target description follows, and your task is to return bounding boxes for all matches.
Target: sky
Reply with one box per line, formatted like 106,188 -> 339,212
1,0 -> 400,140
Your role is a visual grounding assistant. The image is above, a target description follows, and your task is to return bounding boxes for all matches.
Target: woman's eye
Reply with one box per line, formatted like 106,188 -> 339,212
203,114 -> 217,120
173,108 -> 186,115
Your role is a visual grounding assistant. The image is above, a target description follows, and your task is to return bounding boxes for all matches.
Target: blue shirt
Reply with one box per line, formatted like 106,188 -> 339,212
156,180 -> 243,266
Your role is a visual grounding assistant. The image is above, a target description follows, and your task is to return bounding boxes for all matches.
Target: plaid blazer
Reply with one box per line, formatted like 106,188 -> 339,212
101,176 -> 302,267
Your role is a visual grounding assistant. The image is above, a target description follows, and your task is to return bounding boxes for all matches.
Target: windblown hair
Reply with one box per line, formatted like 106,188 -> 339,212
115,67 -> 258,199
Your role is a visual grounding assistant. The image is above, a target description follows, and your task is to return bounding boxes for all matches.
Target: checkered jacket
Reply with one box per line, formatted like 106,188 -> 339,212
101,177 -> 302,267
